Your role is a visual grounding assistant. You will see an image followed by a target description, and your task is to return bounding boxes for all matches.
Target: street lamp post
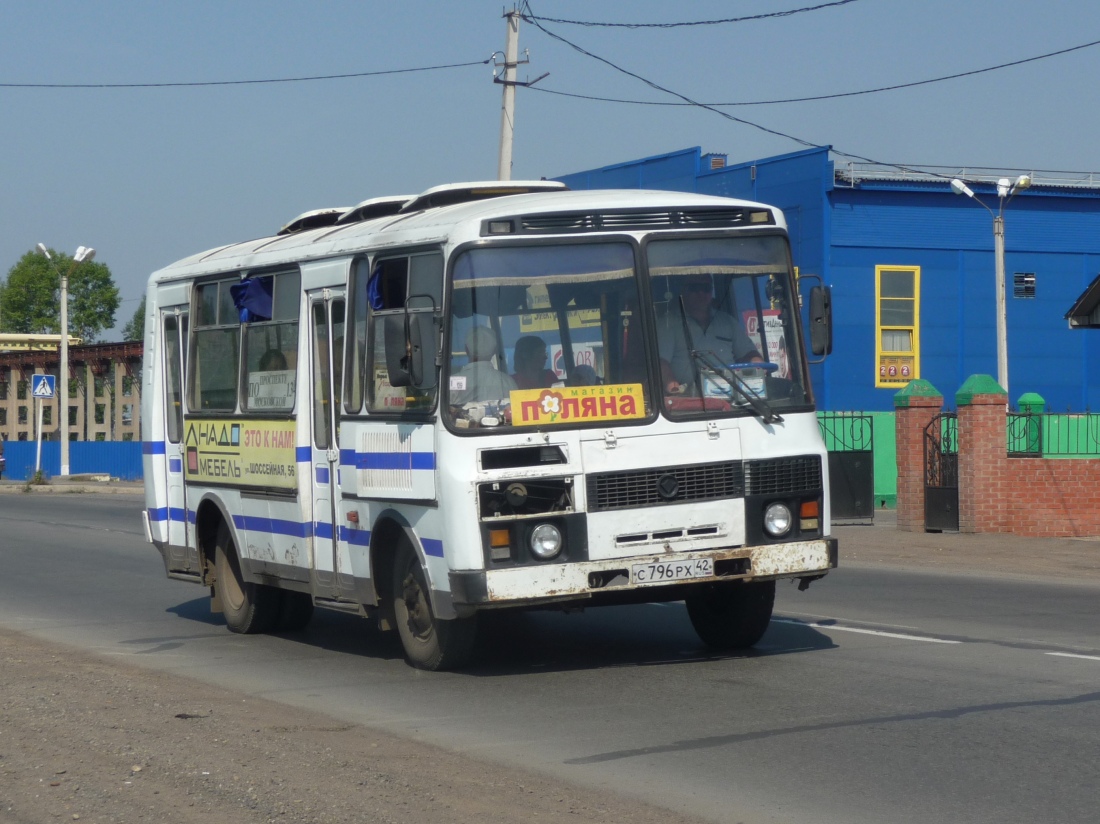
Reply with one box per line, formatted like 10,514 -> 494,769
950,175 -> 1031,397
36,243 -> 95,477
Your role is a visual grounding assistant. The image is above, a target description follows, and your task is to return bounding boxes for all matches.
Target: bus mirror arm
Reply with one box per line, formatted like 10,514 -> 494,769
803,277 -> 833,360
384,294 -> 439,388
384,313 -> 422,388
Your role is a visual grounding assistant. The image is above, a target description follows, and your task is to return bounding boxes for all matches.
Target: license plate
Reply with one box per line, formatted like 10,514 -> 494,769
631,558 -> 714,585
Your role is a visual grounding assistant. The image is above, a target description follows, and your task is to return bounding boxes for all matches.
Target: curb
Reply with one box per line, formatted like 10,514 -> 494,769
0,481 -> 143,495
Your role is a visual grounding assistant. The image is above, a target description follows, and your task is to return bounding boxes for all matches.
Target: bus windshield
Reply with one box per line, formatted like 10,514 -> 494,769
648,235 -> 811,418
446,242 -> 650,430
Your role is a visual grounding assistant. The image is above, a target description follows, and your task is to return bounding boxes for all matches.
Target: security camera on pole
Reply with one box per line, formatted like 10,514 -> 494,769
37,243 -> 95,476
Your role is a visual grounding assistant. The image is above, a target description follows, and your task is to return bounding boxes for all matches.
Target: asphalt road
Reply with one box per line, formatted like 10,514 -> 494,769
2,493 -> 1098,824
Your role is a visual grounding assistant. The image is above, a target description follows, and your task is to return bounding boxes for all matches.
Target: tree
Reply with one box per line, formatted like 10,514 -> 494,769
1,249 -> 120,342
122,295 -> 146,342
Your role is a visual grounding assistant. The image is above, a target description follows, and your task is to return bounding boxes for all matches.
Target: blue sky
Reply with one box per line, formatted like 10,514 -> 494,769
3,1 -> 1098,339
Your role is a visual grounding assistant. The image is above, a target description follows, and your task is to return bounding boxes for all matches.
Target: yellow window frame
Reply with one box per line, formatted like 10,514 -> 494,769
875,265 -> 921,388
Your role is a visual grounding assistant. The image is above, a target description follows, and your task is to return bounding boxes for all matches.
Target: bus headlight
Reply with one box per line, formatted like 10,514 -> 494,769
763,502 -> 793,537
529,523 -> 563,560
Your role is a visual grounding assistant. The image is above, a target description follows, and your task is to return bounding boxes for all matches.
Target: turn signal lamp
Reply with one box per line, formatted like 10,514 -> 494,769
489,528 -> 511,561
800,500 -> 820,532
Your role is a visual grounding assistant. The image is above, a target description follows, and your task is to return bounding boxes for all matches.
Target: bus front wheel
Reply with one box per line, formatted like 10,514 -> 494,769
214,521 -> 281,634
685,580 -> 775,650
392,544 -> 476,671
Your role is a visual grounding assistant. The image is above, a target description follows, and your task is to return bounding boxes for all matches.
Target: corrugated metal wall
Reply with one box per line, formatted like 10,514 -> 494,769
0,441 -> 142,482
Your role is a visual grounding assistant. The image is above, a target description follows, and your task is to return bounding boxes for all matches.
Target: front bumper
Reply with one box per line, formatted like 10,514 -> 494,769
450,537 -> 838,607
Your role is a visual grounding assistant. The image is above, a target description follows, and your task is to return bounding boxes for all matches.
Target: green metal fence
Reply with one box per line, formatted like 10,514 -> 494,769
1007,411 -> 1100,457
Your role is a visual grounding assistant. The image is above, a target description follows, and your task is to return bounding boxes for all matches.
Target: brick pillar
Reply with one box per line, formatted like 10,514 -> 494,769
956,375 -> 1008,534
894,380 -> 944,532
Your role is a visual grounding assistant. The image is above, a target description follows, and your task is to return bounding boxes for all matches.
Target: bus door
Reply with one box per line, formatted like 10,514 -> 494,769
307,289 -> 351,598
159,307 -> 192,569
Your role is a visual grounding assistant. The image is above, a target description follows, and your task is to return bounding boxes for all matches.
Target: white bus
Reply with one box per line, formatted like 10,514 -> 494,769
142,181 -> 838,670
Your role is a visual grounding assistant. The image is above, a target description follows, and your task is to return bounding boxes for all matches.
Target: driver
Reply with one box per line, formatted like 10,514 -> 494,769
658,274 -> 760,392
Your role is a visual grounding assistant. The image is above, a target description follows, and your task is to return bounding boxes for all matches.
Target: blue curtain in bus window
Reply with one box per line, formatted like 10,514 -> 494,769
230,277 -> 273,322
367,264 -> 385,310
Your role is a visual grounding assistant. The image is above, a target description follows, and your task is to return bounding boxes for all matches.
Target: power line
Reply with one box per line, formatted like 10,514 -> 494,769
520,4 -> 821,150
528,37 -> 1100,107
518,2 -> 947,177
524,1 -> 860,28
0,58 -> 491,89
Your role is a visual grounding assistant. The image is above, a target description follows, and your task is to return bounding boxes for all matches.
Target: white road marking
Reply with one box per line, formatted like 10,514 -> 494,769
781,610 -> 924,632
1045,652 -> 1100,662
771,618 -> 961,644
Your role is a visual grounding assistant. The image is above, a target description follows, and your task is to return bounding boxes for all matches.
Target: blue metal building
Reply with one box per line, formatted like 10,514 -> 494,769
557,147 -> 1100,412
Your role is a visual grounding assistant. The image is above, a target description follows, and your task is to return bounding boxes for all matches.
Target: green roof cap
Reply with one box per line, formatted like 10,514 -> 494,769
956,374 -> 1007,405
894,379 -> 942,408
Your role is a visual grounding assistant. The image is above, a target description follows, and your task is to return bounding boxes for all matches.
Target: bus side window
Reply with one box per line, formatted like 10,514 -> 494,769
242,271 -> 300,413
189,279 -> 241,411
365,251 -> 442,414
163,315 -> 183,442
346,259 -> 370,414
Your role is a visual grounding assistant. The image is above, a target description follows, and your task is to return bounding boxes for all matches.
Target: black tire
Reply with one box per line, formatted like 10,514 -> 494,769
213,521 -> 281,634
685,580 -> 776,650
392,543 -> 476,671
277,591 -> 315,632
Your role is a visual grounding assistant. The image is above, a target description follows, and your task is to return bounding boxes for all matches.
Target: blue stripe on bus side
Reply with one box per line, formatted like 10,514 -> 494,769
341,527 -> 371,547
296,446 -> 311,462
422,538 -> 444,557
342,451 -> 437,471
147,506 -> 189,524
232,515 -> 312,539
143,441 -> 166,455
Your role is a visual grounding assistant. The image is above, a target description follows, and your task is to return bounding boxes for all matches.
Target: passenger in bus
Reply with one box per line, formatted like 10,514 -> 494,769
510,335 -> 557,389
658,274 -> 760,392
566,364 -> 600,386
259,349 -> 288,371
450,326 -> 517,406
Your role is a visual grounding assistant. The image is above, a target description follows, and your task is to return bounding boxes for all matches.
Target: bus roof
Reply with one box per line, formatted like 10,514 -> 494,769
148,185 -> 784,286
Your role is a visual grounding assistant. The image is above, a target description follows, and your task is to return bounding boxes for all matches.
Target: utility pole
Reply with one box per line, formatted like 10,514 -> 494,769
60,268 -> 69,474
38,243 -> 95,476
993,214 -> 1008,397
496,8 -> 521,181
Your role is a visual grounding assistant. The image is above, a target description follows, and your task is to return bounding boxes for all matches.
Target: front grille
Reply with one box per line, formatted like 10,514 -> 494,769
588,461 -> 743,512
744,455 -> 822,496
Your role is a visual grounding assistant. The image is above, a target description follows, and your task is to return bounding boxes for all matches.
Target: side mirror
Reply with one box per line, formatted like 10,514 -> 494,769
384,313 -> 424,388
809,285 -> 833,356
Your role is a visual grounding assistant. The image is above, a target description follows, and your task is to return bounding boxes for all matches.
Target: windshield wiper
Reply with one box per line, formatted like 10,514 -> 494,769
691,349 -> 783,425
676,296 -> 783,424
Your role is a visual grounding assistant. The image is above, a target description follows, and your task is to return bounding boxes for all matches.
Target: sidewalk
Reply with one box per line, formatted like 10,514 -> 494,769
836,508 -> 1100,582
0,475 -> 144,495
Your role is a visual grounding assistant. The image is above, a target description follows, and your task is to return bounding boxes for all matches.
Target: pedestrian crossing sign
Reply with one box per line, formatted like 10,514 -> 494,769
32,374 -> 56,399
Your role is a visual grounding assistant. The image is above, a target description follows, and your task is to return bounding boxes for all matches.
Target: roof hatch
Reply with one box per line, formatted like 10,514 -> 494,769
398,180 -> 567,214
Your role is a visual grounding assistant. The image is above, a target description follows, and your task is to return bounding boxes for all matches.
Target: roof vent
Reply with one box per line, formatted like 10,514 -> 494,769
277,208 -> 349,236
399,180 -> 568,214
336,195 -> 414,225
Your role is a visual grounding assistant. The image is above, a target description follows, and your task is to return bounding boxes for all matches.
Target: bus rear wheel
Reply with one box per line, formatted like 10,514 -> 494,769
214,521 -> 281,634
392,544 -> 476,671
685,580 -> 775,650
